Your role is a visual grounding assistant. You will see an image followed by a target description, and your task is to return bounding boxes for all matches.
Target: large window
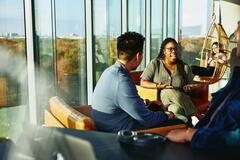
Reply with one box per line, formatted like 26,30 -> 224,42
0,0 -> 180,127
55,0 -> 87,105
167,0 -> 176,37
0,0 -> 27,137
128,0 -> 146,69
93,0 -> 121,85
179,0 -> 210,65
34,0 -> 56,123
151,0 -> 163,59
179,0 -> 232,94
128,0 -> 145,34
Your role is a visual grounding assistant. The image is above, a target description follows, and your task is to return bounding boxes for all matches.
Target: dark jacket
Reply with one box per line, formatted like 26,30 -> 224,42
191,67 -> 240,150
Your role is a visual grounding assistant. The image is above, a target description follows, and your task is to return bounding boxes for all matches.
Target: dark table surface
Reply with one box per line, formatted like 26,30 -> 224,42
58,128 -> 239,160
1,127 -> 239,160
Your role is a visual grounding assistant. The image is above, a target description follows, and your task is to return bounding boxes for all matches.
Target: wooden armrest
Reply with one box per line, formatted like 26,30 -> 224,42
193,76 -> 213,83
44,109 -> 65,128
136,85 -> 159,101
49,96 -> 95,130
138,124 -> 187,136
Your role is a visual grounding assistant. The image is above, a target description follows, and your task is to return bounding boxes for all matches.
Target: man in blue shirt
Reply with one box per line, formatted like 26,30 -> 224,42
91,32 -> 174,132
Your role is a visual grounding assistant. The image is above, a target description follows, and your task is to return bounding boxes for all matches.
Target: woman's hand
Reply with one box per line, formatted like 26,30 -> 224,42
156,83 -> 172,89
183,84 -> 198,93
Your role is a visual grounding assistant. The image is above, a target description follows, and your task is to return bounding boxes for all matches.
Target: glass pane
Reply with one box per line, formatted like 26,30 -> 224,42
128,0 -> 145,34
151,0 -> 163,59
167,0 -> 176,37
0,0 -> 27,137
179,1 -> 229,93
34,0 -> 55,123
93,0 -> 121,85
55,0 -> 87,105
179,0 -> 210,65
128,0 -> 145,70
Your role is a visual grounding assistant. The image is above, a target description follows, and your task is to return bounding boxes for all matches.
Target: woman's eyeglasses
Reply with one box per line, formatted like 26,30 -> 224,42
165,47 -> 177,52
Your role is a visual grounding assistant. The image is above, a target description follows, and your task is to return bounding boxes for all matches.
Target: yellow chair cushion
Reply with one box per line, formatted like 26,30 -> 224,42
49,96 -> 95,130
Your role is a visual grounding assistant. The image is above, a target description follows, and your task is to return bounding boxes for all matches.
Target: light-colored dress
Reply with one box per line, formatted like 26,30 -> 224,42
141,58 -> 196,117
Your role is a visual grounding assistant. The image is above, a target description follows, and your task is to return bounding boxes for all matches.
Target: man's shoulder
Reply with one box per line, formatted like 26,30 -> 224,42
106,63 -> 122,73
105,64 -> 130,81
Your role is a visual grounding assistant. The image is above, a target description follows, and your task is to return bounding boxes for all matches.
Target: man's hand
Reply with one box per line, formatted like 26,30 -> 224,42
166,128 -> 197,143
165,111 -> 175,119
147,100 -> 167,112
149,100 -> 163,106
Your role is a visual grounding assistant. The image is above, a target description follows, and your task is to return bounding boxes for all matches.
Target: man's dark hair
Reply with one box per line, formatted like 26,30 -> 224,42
117,32 -> 145,61
157,37 -> 178,59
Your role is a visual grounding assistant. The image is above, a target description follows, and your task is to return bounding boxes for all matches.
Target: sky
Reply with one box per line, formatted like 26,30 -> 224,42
0,0 -> 210,37
0,0 -> 122,36
0,0 -> 25,35
181,0 -> 209,27
180,0 -> 211,36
